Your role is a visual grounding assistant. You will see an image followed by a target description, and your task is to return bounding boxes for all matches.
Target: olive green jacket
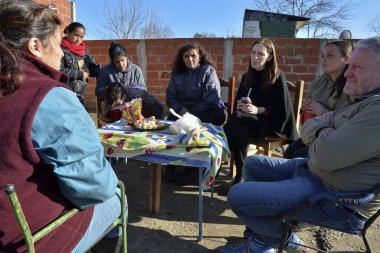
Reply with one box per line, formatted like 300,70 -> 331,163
301,92 -> 380,218
305,74 -> 348,115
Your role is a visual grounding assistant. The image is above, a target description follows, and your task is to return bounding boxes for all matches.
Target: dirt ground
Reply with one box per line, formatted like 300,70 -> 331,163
88,109 -> 379,253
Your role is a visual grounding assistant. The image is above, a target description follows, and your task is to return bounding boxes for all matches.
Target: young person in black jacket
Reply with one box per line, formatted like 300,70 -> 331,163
60,22 -> 100,105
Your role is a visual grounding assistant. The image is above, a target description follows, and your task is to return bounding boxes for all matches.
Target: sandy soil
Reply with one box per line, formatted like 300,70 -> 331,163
115,159 -> 379,253
88,109 -> 380,253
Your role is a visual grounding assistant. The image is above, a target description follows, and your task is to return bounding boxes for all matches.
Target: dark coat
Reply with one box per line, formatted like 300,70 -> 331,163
60,48 -> 100,95
235,70 -> 298,141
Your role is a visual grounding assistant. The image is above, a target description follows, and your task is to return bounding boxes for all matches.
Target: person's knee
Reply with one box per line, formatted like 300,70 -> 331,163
243,155 -> 261,168
226,183 -> 243,209
243,155 -> 277,178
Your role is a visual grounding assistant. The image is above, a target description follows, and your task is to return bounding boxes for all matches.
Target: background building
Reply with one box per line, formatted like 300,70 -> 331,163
242,9 -> 310,38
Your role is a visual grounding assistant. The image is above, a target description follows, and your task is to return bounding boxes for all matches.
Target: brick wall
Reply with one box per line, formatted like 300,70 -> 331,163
35,0 -> 72,25
83,37 -> 335,110
32,1 -> 357,113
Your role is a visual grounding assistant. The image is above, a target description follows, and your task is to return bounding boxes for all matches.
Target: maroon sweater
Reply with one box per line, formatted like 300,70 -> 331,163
0,53 -> 94,252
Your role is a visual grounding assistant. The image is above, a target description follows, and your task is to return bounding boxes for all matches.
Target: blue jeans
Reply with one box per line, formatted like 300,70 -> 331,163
71,188 -> 128,253
227,155 -> 366,248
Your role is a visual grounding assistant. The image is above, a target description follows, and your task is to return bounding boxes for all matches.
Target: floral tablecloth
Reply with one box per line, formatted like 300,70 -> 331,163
98,120 -> 230,189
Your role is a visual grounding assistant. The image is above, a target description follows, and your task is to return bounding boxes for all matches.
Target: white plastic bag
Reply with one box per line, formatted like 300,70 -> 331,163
169,108 -> 201,135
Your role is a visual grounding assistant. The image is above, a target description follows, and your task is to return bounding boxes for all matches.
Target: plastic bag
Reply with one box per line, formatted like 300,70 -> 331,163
122,98 -> 144,124
169,109 -> 201,135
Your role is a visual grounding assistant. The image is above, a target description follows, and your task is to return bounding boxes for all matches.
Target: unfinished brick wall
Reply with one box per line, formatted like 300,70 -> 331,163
82,38 -> 356,111
35,0 -> 72,25
31,1 -> 357,112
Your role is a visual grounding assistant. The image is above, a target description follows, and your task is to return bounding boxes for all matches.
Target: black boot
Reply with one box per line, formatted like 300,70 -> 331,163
231,166 -> 243,186
176,167 -> 197,185
163,164 -> 176,182
90,236 -> 122,253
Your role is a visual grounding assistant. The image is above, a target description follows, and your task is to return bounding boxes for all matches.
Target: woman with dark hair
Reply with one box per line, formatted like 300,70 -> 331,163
283,40 -> 352,159
96,42 -> 153,120
164,42 -> 227,185
0,1 -> 125,252
60,22 -> 100,105
223,38 -> 298,186
96,41 -> 146,97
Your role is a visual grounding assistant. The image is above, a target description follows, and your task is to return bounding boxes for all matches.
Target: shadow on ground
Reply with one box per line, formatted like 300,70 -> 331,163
88,109 -> 379,253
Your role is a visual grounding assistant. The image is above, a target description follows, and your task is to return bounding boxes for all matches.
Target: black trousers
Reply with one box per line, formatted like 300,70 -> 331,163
167,106 -> 227,126
283,138 -> 309,159
223,111 -> 275,167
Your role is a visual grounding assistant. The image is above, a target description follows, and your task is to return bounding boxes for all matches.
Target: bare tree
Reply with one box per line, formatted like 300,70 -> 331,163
95,0 -> 174,39
140,9 -> 174,39
367,13 -> 380,36
193,32 -> 217,38
251,0 -> 360,38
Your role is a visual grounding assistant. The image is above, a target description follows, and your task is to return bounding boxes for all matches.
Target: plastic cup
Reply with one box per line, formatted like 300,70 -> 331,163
240,97 -> 251,104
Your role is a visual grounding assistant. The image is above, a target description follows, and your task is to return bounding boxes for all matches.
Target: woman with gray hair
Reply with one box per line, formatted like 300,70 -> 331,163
0,1 -> 125,252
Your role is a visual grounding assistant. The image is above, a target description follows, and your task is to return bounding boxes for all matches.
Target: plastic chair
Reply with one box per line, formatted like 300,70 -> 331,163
276,183 -> 380,253
4,180 -> 127,253
229,80 -> 304,177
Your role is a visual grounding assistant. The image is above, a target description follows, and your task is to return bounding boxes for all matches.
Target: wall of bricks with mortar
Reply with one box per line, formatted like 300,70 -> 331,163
32,1 -> 357,112
36,0 -> 72,25
83,37 -> 329,110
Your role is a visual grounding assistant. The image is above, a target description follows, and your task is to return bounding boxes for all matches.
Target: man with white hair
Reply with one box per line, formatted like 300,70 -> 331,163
218,36 -> 380,253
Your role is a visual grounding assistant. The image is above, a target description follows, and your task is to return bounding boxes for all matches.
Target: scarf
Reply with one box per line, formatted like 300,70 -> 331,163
61,37 -> 86,57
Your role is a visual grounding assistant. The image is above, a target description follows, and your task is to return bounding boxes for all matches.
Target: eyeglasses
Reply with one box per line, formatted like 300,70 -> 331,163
47,4 -> 57,12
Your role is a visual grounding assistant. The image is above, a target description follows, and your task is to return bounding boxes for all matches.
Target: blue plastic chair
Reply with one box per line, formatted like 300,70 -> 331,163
277,183 -> 380,253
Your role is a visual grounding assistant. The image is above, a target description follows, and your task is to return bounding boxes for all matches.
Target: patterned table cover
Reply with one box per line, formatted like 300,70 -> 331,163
98,120 -> 230,189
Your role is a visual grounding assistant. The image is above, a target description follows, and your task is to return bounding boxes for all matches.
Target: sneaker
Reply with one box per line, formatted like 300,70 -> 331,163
284,233 -> 309,252
217,238 -> 275,253
290,221 -> 316,232
163,165 -> 176,182
176,167 -> 197,185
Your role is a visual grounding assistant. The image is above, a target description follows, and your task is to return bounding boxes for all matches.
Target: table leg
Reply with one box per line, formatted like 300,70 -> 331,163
198,167 -> 203,242
149,163 -> 161,213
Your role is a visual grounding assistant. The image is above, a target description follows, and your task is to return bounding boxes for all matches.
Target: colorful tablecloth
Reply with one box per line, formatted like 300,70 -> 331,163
98,120 -> 230,189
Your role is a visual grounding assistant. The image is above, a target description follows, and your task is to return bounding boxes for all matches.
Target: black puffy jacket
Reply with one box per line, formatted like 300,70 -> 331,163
60,48 -> 100,95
